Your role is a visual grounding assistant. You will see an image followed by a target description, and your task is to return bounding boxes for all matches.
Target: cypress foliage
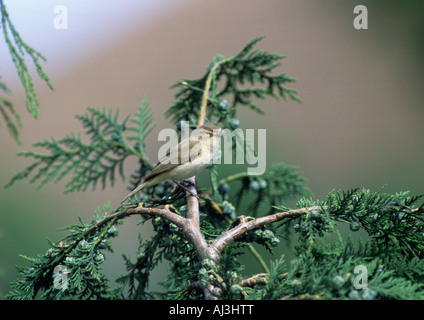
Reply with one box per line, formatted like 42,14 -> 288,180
0,1 -> 53,144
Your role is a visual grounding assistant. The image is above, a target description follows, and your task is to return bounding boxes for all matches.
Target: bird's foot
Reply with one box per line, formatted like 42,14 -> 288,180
175,180 -> 200,200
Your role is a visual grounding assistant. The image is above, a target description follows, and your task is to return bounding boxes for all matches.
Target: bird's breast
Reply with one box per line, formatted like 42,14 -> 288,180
170,161 -> 208,181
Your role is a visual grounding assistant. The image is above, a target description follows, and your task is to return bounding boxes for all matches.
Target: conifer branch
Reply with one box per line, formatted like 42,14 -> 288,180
212,207 -> 321,254
167,35 -> 301,127
5,101 -> 155,192
1,1 -> 53,143
88,206 -> 186,237
0,79 -> 22,144
184,178 -> 212,260
198,57 -> 231,126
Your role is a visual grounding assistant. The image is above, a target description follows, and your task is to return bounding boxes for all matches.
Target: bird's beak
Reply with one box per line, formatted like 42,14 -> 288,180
215,130 -> 223,137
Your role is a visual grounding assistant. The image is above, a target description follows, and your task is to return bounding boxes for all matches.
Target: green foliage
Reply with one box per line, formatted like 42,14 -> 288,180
219,163 -> 311,217
243,238 -> 424,300
5,203 -> 116,300
5,36 -> 424,301
0,77 -> 21,144
7,188 -> 424,300
166,36 -> 301,129
261,189 -> 424,299
0,2 -> 53,144
283,188 -> 424,258
5,98 -> 154,193
238,188 -> 424,300
115,234 -> 160,300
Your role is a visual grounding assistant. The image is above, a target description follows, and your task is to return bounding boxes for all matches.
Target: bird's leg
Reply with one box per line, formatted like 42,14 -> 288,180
175,180 -> 200,200
167,184 -> 183,199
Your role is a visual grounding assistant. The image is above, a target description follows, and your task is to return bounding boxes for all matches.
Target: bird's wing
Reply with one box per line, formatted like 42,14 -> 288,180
144,139 -> 201,182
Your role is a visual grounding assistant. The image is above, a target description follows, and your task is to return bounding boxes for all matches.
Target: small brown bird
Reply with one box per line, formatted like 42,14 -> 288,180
121,124 -> 222,203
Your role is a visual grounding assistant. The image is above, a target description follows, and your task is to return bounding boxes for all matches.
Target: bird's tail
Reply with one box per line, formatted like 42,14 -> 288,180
120,181 -> 149,204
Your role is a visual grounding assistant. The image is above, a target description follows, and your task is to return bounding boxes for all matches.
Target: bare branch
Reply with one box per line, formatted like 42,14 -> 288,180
239,272 -> 288,288
90,196 -> 318,300
211,206 -> 322,253
239,273 -> 268,287
83,205 -> 185,237
183,177 -> 221,299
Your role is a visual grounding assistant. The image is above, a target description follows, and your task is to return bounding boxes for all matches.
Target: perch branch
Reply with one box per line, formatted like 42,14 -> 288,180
211,206 -> 322,253
183,177 -> 215,261
77,202 -> 319,300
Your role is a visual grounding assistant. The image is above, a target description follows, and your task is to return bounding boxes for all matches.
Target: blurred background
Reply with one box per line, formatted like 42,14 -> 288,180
1,0 -> 423,297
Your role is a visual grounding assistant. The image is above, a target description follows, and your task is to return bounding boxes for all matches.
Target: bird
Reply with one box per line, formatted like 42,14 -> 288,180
121,123 -> 222,203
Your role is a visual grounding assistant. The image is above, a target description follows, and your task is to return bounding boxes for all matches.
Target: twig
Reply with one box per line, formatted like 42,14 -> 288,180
211,206 -> 322,253
239,272 -> 288,288
84,205 -> 185,236
174,280 -> 203,299
239,273 -> 268,287
217,172 -> 250,186
197,58 -> 229,126
246,244 -> 270,274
